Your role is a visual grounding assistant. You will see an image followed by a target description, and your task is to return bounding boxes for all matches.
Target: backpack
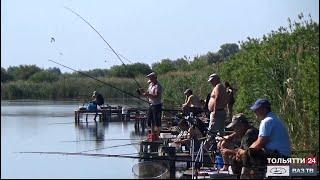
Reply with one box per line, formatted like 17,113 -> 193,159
96,94 -> 104,105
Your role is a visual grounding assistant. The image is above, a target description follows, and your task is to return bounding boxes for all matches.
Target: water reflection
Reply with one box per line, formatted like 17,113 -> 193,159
75,121 -> 108,149
73,117 -> 148,152
2,100 -> 148,178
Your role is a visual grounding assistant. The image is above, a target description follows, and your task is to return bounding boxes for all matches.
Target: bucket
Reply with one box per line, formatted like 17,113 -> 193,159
132,161 -> 169,179
215,155 -> 224,169
86,103 -> 97,111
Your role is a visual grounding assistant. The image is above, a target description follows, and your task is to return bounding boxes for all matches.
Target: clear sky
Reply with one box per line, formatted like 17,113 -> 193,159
1,0 -> 319,72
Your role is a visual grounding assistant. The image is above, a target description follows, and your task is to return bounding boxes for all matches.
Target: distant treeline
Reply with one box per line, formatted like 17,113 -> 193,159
1,42 -> 239,100
1,14 -> 318,153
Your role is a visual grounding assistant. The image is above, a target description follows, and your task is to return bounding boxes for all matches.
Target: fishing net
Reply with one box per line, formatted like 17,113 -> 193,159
132,161 -> 169,179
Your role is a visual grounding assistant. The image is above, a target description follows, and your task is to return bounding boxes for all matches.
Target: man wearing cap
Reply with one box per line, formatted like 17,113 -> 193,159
139,72 -> 163,137
182,88 -> 202,116
207,73 -> 228,136
236,99 -> 291,178
218,113 -> 258,175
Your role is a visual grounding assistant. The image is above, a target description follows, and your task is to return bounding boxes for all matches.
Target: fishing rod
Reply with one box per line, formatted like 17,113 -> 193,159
49,59 -> 181,114
64,6 -> 142,88
61,138 -> 144,143
79,142 -> 141,153
17,151 -> 235,166
48,121 -> 98,125
49,59 -> 149,104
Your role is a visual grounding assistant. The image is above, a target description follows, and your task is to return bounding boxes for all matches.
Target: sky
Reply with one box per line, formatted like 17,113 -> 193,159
1,0 -> 319,73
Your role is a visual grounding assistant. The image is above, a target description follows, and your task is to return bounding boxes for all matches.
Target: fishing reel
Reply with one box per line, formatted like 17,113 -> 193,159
136,89 -> 141,95
136,88 -> 145,95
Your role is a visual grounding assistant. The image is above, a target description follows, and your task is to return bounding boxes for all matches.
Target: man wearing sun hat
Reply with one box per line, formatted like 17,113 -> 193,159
138,72 -> 163,139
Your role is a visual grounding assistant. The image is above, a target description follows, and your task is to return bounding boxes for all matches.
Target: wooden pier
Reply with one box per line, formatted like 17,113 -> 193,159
74,105 -> 148,123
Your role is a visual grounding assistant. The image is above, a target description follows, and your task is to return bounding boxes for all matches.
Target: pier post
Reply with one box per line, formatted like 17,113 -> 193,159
74,110 -> 77,123
162,147 -> 176,179
107,107 -> 111,121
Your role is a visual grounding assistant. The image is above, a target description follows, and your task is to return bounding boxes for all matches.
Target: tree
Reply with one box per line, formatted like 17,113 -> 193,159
206,52 -> 222,64
29,70 -> 60,83
47,67 -> 61,75
152,59 -> 176,74
7,65 -> 41,81
1,67 -> 12,82
173,58 -> 189,70
218,43 -> 240,59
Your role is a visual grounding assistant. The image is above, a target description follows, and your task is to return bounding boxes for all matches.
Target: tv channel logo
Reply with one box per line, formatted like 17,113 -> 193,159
266,165 -> 290,177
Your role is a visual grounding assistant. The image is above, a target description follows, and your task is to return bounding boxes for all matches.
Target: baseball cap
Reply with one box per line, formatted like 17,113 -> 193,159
146,72 -> 157,78
208,73 -> 219,82
250,99 -> 271,111
184,88 -> 192,94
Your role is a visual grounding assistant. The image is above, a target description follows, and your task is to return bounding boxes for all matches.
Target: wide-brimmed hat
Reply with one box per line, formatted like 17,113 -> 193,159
226,113 -> 249,128
250,99 -> 271,111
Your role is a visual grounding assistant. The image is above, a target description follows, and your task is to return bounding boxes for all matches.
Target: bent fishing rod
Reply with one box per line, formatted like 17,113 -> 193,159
49,59 -> 181,113
64,6 -> 141,88
48,59 -> 149,104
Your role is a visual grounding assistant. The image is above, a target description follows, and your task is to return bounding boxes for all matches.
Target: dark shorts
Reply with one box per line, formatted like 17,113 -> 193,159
148,104 -> 162,127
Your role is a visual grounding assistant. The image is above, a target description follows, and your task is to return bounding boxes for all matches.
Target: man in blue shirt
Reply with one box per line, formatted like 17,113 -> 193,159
236,98 -> 291,178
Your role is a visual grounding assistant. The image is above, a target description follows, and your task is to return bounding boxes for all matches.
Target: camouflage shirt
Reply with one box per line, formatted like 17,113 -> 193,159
240,126 -> 259,150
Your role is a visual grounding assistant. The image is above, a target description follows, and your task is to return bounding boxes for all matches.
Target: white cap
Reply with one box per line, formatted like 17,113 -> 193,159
146,72 -> 157,78
208,73 -> 219,82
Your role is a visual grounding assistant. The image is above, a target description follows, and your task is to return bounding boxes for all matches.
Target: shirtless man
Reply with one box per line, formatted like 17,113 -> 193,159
207,74 -> 228,136
182,88 -> 202,116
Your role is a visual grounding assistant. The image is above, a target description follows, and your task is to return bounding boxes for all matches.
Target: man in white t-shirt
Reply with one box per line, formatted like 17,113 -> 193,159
139,72 -> 163,138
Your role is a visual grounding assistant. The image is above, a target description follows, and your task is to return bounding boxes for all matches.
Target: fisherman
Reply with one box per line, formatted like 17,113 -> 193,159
138,72 -> 163,140
182,88 -> 203,116
92,91 -> 104,107
236,99 -> 291,178
170,119 -> 204,152
91,91 -> 104,121
218,113 -> 258,175
207,74 -> 228,136
224,81 -> 235,122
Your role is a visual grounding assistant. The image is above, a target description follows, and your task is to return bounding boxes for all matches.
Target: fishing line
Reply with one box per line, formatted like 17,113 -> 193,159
78,142 -> 141,153
50,37 -> 64,56
64,6 -> 141,88
48,121 -> 91,125
61,138 -> 144,143
48,59 -> 149,104
17,151 -> 239,166
48,59 -> 182,114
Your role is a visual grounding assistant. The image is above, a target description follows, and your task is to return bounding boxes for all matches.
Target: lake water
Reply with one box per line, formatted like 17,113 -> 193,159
1,100 -> 147,179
